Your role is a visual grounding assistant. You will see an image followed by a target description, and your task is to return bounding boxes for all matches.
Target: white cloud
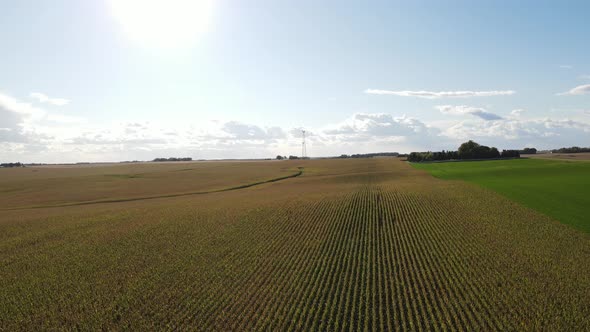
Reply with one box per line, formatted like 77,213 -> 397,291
318,113 -> 442,152
289,127 -> 305,137
441,117 -> 590,148
365,89 -> 515,99
46,114 -> 86,124
46,120 -> 290,162
0,92 -> 45,118
2,111 -> 445,162
30,92 -> 70,106
219,122 -> 286,141
558,84 -> 590,96
3,90 -> 590,162
4,111 -> 590,162
435,105 -> 503,121
510,109 -> 525,117
0,92 -> 47,143
323,113 -> 422,137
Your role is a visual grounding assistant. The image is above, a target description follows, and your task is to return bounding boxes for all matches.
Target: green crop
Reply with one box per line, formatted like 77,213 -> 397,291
412,158 -> 590,232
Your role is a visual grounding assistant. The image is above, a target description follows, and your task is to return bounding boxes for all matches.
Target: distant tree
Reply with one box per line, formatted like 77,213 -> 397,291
520,147 -> 537,154
288,155 -> 299,160
407,152 -> 437,162
408,140 -> 525,162
0,162 -> 24,168
153,157 -> 192,162
407,152 -> 423,162
552,146 -> 590,153
489,147 -> 501,158
501,150 -> 520,158
458,140 -> 481,159
276,155 -> 284,160
348,152 -> 399,159
457,140 -> 500,159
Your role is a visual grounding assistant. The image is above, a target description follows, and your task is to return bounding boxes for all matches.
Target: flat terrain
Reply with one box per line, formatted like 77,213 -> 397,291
1,158 -> 589,330
412,158 -> 590,232
0,161 -> 299,209
528,152 -> 590,161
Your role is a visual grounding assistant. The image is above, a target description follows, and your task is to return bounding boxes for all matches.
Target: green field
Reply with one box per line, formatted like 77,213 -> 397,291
412,158 -> 590,232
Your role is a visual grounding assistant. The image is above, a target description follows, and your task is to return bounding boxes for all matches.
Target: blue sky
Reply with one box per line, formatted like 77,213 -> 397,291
1,0 -> 589,162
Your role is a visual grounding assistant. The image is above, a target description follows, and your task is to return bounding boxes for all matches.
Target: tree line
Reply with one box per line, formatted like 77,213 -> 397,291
0,162 -> 25,168
552,146 -> 590,153
276,155 -> 311,160
337,152 -> 400,159
153,157 -> 193,162
408,140 -> 521,162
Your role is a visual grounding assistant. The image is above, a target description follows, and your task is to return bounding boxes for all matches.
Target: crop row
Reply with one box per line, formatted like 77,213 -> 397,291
1,159 -> 589,330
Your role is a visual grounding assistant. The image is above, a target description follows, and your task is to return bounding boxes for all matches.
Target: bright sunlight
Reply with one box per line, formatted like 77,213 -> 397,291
108,0 -> 213,49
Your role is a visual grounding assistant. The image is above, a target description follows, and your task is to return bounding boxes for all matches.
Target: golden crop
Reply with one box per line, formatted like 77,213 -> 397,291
1,158 -> 588,330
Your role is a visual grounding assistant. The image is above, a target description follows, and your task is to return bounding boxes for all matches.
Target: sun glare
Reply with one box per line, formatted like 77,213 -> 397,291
109,0 -> 213,49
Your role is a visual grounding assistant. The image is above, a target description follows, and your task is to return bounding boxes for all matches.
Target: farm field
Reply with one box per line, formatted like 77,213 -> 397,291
0,161 -> 300,209
412,158 -> 590,233
529,152 -> 590,161
1,158 -> 589,330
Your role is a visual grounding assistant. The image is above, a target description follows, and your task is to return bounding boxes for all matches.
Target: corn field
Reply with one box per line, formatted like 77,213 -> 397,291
1,158 -> 589,330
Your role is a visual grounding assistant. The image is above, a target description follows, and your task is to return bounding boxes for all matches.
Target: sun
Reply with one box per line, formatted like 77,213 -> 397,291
108,0 -> 213,49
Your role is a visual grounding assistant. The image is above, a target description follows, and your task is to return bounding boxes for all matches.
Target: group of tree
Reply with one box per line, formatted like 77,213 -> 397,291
407,150 -> 459,162
337,152 -> 399,159
408,140 -> 521,162
519,147 -> 537,154
276,155 -> 310,160
457,140 -> 503,159
552,146 -> 590,154
153,157 -> 192,162
500,150 -> 520,158
0,162 -> 25,168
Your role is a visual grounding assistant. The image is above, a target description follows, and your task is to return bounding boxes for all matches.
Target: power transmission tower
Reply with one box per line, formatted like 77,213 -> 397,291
301,130 -> 307,159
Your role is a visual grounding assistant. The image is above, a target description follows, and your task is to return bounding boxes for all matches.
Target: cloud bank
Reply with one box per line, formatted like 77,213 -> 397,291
29,92 -> 70,106
558,84 -> 590,96
0,92 -> 46,142
436,105 -> 503,121
365,89 -> 516,99
2,91 -> 590,163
